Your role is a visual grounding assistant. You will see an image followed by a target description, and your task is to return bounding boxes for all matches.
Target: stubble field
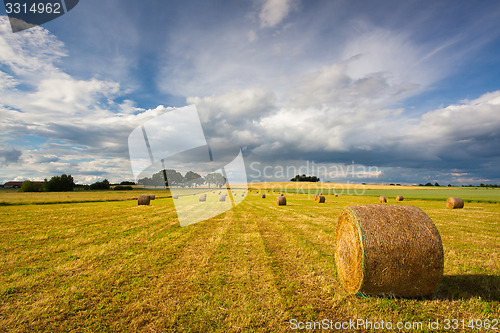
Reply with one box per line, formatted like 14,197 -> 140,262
0,185 -> 498,332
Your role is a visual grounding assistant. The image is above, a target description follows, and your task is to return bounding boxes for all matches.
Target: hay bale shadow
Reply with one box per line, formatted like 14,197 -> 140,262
435,274 -> 500,301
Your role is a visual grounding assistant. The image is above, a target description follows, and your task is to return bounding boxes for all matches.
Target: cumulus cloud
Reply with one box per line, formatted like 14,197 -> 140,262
0,148 -> 21,166
259,0 -> 296,28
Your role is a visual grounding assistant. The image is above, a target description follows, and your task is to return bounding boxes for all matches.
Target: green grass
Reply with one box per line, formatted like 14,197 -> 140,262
0,189 -> 171,205
0,191 -> 498,332
281,187 -> 500,203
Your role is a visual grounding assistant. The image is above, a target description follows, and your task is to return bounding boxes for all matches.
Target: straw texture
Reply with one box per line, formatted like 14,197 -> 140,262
335,205 -> 444,297
138,195 -> 150,206
276,196 -> 287,206
446,197 -> 464,209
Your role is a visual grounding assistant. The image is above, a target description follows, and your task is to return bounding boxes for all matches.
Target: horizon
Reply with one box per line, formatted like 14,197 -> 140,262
1,1 -> 499,186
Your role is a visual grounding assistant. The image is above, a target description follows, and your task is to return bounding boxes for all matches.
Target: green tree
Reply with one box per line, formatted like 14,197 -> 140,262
184,171 -> 203,188
20,180 -> 43,192
45,174 -> 75,192
89,179 -> 110,190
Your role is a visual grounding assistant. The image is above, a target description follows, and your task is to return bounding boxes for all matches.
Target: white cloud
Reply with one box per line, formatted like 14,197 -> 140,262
248,30 -> 258,42
259,0 -> 296,28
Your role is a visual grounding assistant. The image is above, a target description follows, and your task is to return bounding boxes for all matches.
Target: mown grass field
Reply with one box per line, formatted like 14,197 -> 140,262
0,186 -> 498,332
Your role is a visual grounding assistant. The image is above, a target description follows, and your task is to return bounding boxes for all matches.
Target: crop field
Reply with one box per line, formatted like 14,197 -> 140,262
0,186 -> 499,332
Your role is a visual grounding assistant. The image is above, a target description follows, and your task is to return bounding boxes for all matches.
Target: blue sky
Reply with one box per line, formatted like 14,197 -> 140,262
1,0 -> 499,185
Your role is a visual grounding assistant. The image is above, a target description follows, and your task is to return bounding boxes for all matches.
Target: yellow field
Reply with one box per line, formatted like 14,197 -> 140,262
0,188 -> 498,331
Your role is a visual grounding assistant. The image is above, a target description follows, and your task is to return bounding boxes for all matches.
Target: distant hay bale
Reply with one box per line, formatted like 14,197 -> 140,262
396,195 -> 404,201
138,195 -> 150,206
172,195 -> 179,199
241,194 -> 245,197
335,194 -> 339,197
199,194 -> 207,202
149,194 -> 155,200
446,197 -> 464,209
219,194 -> 226,202
276,196 -> 287,206
379,196 -> 387,203
261,193 -> 266,198
335,205 -> 444,297
280,193 -> 284,196
317,195 -> 325,203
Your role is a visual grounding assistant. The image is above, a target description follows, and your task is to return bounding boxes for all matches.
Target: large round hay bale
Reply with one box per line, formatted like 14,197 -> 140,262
446,197 -> 464,209
335,205 -> 444,297
379,196 -> 387,203
261,193 -> 266,198
172,195 -> 179,199
396,195 -> 404,201
219,194 -> 226,202
317,195 -> 326,203
276,196 -> 287,206
138,195 -> 151,206
199,194 -> 207,202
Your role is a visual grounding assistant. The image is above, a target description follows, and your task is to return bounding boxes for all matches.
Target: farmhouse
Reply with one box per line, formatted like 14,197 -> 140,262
2,181 -> 25,189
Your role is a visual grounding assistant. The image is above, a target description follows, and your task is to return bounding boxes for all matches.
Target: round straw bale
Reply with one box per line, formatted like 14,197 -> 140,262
317,195 -> 326,203
379,196 -> 387,203
138,195 -> 150,206
335,205 -> 444,297
261,193 -> 266,198
199,194 -> 207,202
149,194 -> 156,200
172,195 -> 179,199
446,197 -> 464,209
219,194 -> 226,202
281,193 -> 284,196
396,195 -> 404,201
276,196 -> 287,206
335,194 -> 339,197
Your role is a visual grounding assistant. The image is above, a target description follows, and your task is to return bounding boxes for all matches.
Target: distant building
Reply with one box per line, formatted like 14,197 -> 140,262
3,181 -> 25,189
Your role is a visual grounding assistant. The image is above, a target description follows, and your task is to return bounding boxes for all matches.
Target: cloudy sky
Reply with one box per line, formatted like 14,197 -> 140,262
1,0 -> 499,185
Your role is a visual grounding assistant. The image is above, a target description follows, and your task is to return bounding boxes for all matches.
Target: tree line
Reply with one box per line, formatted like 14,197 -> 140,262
290,174 -> 320,182
138,169 -> 227,188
